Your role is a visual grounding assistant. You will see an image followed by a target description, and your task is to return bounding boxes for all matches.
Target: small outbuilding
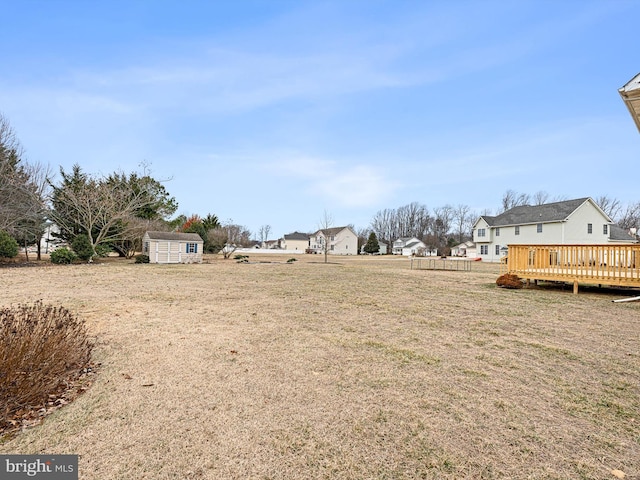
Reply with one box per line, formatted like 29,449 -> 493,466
142,231 -> 204,264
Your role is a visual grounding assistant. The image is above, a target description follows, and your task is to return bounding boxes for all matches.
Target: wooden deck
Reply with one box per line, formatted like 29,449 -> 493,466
501,244 -> 640,293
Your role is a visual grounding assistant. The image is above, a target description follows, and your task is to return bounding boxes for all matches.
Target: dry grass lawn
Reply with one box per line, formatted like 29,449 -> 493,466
1,254 -> 638,479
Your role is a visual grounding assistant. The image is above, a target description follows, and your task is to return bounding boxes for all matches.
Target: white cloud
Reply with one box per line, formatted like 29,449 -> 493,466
268,154 -> 400,208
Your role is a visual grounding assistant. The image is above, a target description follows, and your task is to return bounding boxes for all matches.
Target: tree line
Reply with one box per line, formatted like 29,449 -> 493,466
363,190 -> 640,254
2,110 -> 639,261
0,113 -> 249,261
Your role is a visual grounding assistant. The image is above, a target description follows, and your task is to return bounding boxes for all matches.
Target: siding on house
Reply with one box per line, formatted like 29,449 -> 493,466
309,227 -> 357,255
472,197 -> 636,263
281,232 -> 310,252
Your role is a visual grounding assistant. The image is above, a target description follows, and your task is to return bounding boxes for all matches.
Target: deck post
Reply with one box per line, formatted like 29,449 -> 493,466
573,280 -> 579,294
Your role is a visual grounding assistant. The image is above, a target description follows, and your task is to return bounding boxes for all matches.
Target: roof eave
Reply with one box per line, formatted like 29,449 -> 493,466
619,72 -> 640,134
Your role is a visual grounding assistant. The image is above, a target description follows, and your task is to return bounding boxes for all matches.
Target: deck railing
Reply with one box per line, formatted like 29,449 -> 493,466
503,244 -> 640,292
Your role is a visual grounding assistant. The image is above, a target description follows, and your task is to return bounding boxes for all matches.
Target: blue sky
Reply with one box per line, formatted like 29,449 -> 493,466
1,0 -> 639,238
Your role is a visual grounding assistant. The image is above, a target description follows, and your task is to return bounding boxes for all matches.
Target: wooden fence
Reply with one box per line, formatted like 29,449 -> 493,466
501,244 -> 640,293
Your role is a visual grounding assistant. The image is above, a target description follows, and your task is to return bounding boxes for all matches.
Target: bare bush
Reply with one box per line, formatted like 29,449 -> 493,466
0,301 -> 93,432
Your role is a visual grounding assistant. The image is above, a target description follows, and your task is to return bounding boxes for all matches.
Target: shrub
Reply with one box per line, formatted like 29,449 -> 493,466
71,234 -> 94,261
134,254 -> 150,264
496,273 -> 523,289
0,230 -> 19,259
0,301 -> 93,432
287,258 -> 297,263
50,247 -> 77,264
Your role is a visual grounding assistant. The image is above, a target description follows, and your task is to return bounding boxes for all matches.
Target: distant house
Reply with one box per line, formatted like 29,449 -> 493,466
263,239 -> 281,249
472,197 -> 637,263
392,237 -> 437,256
142,231 -> 204,264
451,240 -> 476,258
309,226 -> 357,255
281,232 -> 310,252
361,242 -> 388,255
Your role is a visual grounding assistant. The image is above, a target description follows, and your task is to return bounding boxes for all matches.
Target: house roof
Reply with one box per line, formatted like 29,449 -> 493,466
609,225 -> 639,243
316,226 -> 353,236
619,72 -> 640,134
403,241 -> 424,249
480,198 -> 609,227
284,232 -> 310,241
145,231 -> 203,242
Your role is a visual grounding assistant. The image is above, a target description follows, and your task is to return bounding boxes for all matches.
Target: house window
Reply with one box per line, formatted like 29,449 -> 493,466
603,224 -> 608,235
480,245 -> 488,255
477,228 -> 486,237
143,242 -> 149,254
587,223 -> 593,234
537,223 -> 543,233
495,228 -> 500,236
186,243 -> 198,253
515,226 -> 520,235
495,245 -> 500,255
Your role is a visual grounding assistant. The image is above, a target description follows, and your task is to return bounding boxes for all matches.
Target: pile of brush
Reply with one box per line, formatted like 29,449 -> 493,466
496,273 -> 523,289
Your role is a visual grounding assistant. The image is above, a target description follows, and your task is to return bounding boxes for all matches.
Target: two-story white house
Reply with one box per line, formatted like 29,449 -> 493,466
472,197 -> 637,262
281,232 -> 310,252
392,237 -> 438,256
309,226 -> 357,255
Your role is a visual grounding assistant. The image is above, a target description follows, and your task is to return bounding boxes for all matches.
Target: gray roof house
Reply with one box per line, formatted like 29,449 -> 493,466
142,231 -> 204,264
281,232 -> 311,252
472,197 -> 637,263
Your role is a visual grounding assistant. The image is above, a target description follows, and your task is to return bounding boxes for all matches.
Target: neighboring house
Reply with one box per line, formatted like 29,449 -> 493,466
142,231 -> 204,264
361,242 -> 388,255
451,240 -> 476,258
40,222 -> 64,253
263,239 -> 281,249
392,237 -> 437,256
309,226 -> 357,255
281,232 -> 310,252
472,197 -> 637,263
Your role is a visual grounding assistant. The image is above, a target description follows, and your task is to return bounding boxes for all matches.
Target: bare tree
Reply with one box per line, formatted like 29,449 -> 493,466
370,208 -> 396,247
317,210 -> 334,264
618,202 -> 640,232
595,195 -> 622,221
49,166 -> 161,262
532,191 -> 550,205
500,190 -> 530,213
215,219 -> 252,259
259,224 -> 272,246
0,114 -> 51,260
452,204 -> 472,243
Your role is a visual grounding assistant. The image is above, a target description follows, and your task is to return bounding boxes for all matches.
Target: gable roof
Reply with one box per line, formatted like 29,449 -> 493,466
481,198 -> 610,227
284,231 -> 310,241
145,231 -> 203,242
316,226 -> 354,236
619,72 -> 640,133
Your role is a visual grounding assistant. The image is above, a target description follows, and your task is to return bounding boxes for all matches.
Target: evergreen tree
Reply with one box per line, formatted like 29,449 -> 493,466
363,232 -> 380,254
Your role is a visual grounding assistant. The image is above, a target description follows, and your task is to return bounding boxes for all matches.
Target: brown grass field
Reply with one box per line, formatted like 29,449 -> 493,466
1,254 -> 639,479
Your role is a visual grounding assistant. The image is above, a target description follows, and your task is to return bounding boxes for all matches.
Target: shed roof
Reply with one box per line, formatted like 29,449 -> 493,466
145,231 -> 203,242
619,72 -> 640,134
481,198 -> 608,227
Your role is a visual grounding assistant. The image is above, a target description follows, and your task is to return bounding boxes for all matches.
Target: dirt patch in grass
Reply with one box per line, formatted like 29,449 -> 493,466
1,254 -> 638,479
